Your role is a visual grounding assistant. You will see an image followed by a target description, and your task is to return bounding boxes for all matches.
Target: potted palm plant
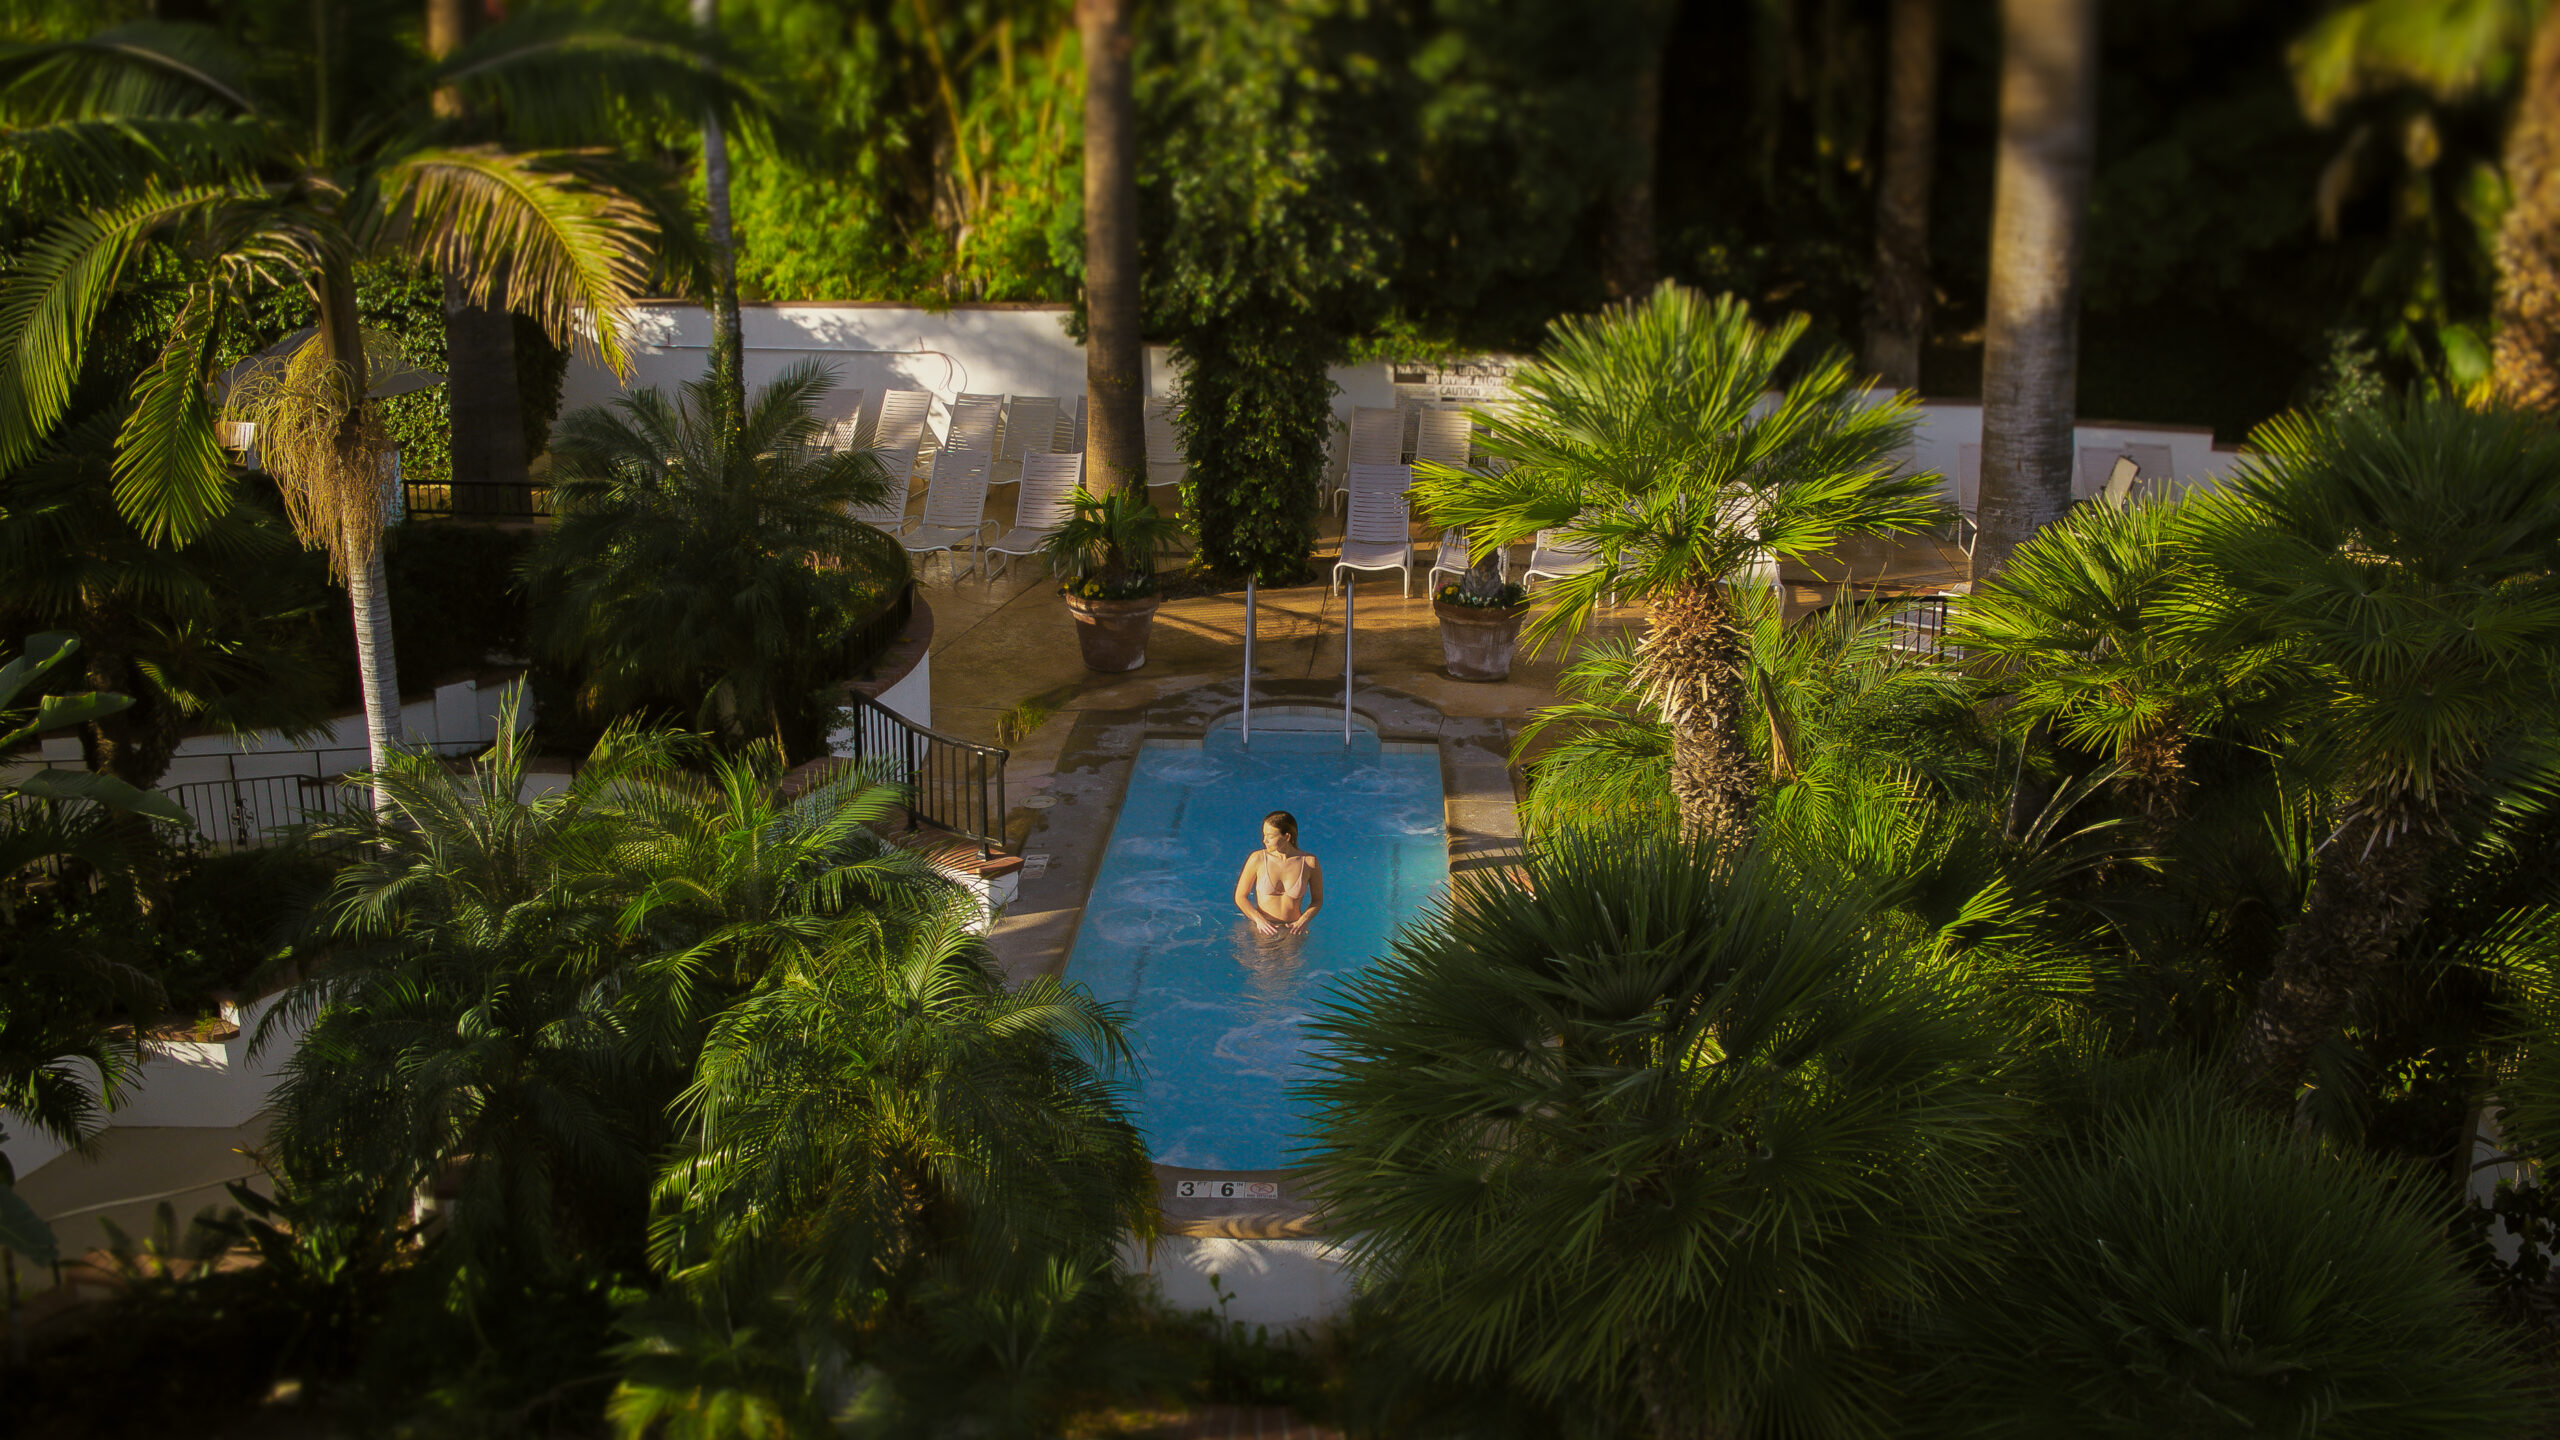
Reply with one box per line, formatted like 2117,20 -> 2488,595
1041,487 -> 1185,672
1429,533 -> 1529,681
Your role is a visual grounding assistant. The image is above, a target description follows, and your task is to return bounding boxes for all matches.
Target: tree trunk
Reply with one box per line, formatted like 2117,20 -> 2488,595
1602,1 -> 1671,303
2491,0 -> 2560,412
2233,815 -> 2444,1113
693,0 -> 745,419
1078,0 -> 1148,495
1864,0 -> 1939,391
443,274 -> 528,498
316,268 -> 403,797
1970,0 -> 2096,583
1648,582 -> 1758,846
427,0 -> 530,494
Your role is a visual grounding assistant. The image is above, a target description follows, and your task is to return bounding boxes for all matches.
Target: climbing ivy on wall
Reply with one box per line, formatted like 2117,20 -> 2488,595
1139,0 -> 1396,583
1172,313 -> 1339,583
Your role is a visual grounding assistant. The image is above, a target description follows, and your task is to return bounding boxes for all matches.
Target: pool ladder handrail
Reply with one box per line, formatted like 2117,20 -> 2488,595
1241,576 -> 1254,746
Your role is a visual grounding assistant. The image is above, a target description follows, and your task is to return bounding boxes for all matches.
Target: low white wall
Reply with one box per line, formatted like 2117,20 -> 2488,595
22,675 -> 526,787
566,304 -> 2247,510
0,992 -> 312,1181
872,648 -> 931,730
1125,1235 -> 1357,1331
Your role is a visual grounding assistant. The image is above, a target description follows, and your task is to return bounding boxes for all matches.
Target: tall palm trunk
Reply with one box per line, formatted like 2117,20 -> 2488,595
426,0 -> 529,495
1602,0 -> 1672,302
693,0 -> 745,419
1970,0 -> 2096,582
2491,0 -> 2560,412
1648,581 -> 1757,844
1864,0 -> 1939,391
2233,815 -> 2445,1112
317,268 -> 403,794
1078,0 -> 1148,495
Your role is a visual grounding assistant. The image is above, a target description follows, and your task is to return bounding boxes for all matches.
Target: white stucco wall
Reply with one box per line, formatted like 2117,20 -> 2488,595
564,303 -> 2247,516
871,648 -> 932,730
18,675 -> 527,788
1124,1236 -> 1358,1331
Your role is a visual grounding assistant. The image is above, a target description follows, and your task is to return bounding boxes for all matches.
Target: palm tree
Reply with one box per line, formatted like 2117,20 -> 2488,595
528,361 -> 908,763
273,697 -> 942,1278
648,909 -> 1154,1319
692,0 -> 746,417
1300,830 -> 2012,1440
2198,398 -> 2560,1110
1925,1096 -> 2531,1435
1971,0 -> 2099,581
1600,0 -> 1674,301
1951,496 -> 2295,834
1864,0 -> 1940,391
2292,0 -> 2560,409
1413,283 -> 1941,843
1077,0 -> 1148,494
0,8 -> 732,784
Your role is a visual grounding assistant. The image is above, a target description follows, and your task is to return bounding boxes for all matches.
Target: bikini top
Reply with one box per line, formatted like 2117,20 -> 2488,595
1256,851 -> 1312,900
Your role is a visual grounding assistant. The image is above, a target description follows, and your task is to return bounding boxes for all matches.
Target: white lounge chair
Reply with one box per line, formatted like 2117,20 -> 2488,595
984,451 -> 1082,580
902,448 -> 996,580
848,444 -> 911,534
1413,406 -> 1472,471
1429,529 -> 1506,591
1334,466 -> 1417,596
1522,528 -> 1600,586
862,389 -> 934,485
1143,398 -> 1186,495
943,394 -> 1003,458
815,388 -> 864,447
995,395 -> 1059,486
1336,406 -> 1405,514
1069,394 -> 1087,454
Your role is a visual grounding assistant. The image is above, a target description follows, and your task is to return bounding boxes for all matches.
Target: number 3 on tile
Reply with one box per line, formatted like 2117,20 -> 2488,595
1174,1180 -> 1278,1199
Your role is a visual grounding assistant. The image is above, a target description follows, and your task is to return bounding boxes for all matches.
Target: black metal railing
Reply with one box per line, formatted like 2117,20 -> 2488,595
165,772 -> 358,850
1878,594 -> 1958,661
831,692 -> 1008,856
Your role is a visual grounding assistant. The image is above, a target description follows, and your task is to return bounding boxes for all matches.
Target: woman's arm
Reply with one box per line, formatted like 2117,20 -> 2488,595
1234,853 -> 1277,933
1288,857 -> 1324,932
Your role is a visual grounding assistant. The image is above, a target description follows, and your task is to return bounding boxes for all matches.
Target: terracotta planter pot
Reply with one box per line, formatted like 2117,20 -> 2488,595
1435,598 -> 1528,681
1065,592 -> 1163,672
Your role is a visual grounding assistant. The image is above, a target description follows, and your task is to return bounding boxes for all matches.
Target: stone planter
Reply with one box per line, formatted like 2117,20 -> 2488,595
1065,592 -> 1163,672
1435,599 -> 1528,681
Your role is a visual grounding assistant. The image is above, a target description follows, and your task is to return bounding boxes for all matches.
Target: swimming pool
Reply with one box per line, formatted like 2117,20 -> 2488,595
1065,716 -> 1447,1170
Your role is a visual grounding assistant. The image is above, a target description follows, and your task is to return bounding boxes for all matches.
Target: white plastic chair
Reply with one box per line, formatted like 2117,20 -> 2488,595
1336,406 -> 1405,514
862,389 -> 934,484
1069,394 -> 1088,454
816,388 -> 865,447
1334,465 -> 1417,595
848,445 -> 911,534
902,448 -> 996,580
984,451 -> 1082,579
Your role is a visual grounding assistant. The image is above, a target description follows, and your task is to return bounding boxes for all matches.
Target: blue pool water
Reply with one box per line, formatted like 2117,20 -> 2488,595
1065,720 -> 1447,1169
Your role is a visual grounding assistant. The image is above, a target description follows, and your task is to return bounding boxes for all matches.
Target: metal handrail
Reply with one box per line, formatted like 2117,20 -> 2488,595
833,691 -> 1010,856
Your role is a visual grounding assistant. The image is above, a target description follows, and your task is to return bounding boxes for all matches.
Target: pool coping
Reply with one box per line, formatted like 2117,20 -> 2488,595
984,676 -> 1522,1239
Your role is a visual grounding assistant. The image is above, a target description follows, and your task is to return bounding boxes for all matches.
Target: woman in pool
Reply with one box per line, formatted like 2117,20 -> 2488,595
1234,810 -> 1323,937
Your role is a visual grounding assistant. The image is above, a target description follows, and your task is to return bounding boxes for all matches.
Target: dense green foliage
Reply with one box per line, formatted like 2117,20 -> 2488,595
527,362 -> 909,763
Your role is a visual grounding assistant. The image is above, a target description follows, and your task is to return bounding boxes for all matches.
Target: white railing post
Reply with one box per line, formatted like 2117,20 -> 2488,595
1342,576 -> 1354,747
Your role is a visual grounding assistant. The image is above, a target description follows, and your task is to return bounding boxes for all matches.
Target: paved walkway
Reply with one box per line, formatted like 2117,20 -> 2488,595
913,485 -> 1966,752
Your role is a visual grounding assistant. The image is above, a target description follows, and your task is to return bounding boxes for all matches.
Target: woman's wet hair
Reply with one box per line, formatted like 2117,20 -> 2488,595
1262,810 -> 1298,842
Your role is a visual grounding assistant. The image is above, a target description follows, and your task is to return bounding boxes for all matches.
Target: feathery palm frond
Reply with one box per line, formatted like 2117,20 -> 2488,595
532,361 -> 908,761
1301,829 -> 2015,1436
